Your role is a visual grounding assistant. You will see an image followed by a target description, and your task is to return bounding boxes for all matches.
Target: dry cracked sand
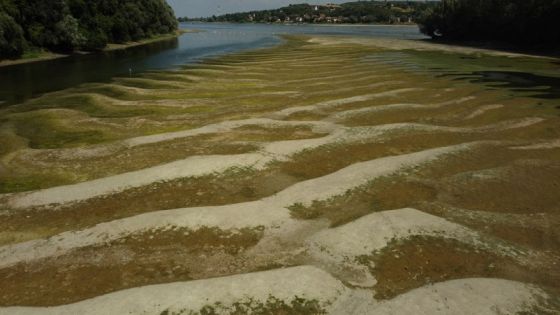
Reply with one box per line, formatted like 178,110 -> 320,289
0,35 -> 559,315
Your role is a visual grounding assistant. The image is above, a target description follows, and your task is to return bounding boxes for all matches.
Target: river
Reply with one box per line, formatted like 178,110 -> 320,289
0,22 -> 425,106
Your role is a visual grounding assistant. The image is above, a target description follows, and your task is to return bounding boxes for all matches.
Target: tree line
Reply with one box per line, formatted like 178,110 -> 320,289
182,1 -> 438,25
419,0 -> 560,47
0,0 -> 178,60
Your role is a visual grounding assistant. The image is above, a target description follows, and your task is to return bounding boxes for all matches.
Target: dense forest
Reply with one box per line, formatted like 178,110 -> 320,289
181,1 -> 438,25
0,0 -> 177,60
419,0 -> 560,46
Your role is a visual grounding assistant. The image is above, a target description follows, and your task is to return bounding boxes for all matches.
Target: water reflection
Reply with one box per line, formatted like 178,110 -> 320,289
0,39 -> 179,105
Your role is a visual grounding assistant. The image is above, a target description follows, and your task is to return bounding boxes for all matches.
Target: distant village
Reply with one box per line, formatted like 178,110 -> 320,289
246,3 -> 417,24
180,1 -> 438,25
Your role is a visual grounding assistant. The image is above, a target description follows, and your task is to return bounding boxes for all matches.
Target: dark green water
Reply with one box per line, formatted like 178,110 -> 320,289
371,50 -> 560,100
0,39 -> 179,106
467,71 -> 560,99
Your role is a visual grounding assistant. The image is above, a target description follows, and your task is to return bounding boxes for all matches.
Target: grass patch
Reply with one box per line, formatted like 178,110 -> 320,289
289,176 -> 437,227
435,161 -> 560,215
21,48 -> 44,60
115,226 -> 265,256
0,226 -> 264,307
517,294 -> 560,315
232,124 -> 326,141
12,115 -> 111,149
162,296 -> 326,315
16,122 -> 109,148
357,235 -> 557,300
0,173 -> 72,194
276,132 -> 471,181
0,168 -> 296,244
19,93 -> 176,118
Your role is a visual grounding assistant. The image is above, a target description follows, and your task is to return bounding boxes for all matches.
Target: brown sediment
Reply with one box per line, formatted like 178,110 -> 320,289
288,143 -> 560,255
285,111 -> 329,121
5,129 -> 558,244
361,236 -> 560,300
183,297 -> 326,315
435,161 -> 560,214
0,131 -> 471,243
0,227 -> 265,306
277,132 -> 473,180
339,93 -> 558,129
4,124 -> 325,193
483,221 -> 560,252
0,170 -> 297,245
1,137 -> 257,193
340,97 -> 486,127
289,177 -> 437,227
229,124 -> 327,141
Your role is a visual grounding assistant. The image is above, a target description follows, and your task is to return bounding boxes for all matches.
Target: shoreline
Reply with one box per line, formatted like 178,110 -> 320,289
420,38 -> 560,60
186,21 -> 417,27
0,52 -> 67,68
185,22 -> 559,58
0,29 -> 191,69
103,29 -> 192,52
307,36 -> 559,60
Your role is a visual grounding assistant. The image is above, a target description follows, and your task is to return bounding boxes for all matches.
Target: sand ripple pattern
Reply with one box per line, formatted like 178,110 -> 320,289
0,36 -> 558,314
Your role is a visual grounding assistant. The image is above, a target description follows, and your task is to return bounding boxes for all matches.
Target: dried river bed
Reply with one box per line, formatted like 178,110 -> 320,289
0,35 -> 559,314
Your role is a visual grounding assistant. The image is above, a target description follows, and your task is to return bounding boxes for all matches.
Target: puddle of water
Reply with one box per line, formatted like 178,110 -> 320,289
469,71 -> 560,99
372,50 -> 560,100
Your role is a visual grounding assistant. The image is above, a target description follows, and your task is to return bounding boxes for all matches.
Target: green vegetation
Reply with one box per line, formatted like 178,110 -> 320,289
0,0 -> 178,60
181,1 -> 438,24
418,0 -> 560,47
159,296 -> 325,315
0,173 -> 71,193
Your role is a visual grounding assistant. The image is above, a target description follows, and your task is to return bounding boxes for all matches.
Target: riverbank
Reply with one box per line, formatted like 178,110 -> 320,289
0,29 -> 191,69
423,38 -> 560,59
188,21 -> 417,27
0,51 -> 67,68
309,36 -> 560,60
103,29 -> 193,52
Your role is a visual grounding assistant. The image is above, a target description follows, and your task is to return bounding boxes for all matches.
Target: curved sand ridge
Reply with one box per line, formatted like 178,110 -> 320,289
2,117 -> 543,209
0,142 -> 481,268
512,138 -> 560,150
329,96 -> 477,120
3,88 -> 463,171
0,267 -> 546,315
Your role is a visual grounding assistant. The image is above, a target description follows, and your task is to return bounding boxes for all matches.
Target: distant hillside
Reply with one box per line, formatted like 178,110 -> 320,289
180,1 -> 438,25
0,0 -> 178,60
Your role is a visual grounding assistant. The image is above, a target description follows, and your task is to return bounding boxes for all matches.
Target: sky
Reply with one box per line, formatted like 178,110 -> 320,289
167,0 -> 350,18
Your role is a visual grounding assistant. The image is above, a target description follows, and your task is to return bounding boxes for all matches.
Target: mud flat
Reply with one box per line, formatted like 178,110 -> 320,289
0,35 -> 559,314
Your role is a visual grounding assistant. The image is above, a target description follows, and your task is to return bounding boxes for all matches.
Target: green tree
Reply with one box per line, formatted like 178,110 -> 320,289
0,0 -> 178,59
419,0 -> 560,47
0,12 -> 25,58
54,14 -> 85,51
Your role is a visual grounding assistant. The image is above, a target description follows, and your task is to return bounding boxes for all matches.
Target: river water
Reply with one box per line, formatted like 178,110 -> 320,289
0,22 -> 424,106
